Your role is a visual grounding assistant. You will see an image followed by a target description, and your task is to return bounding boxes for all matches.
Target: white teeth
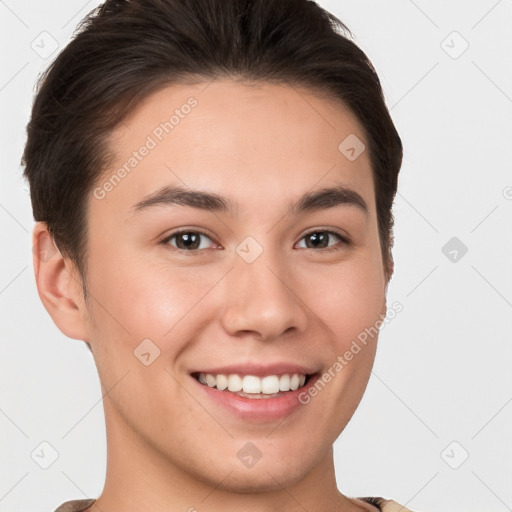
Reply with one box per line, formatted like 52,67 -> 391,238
243,375 -> 261,393
279,374 -> 290,391
216,374 -> 228,391
261,375 -> 280,394
279,373 -> 290,391
196,372 -> 308,395
227,374 -> 243,392
290,374 -> 300,391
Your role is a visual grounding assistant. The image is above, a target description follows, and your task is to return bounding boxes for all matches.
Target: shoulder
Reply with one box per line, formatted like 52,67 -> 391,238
379,498 -> 416,511
58,497 -> 417,512
53,498 -> 96,512
359,497 -> 416,512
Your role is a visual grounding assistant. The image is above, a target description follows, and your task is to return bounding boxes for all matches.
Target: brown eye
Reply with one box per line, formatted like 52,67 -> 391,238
163,231 -> 214,251
297,231 -> 347,250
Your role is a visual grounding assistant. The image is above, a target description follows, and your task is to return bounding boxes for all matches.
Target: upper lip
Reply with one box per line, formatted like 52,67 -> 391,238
189,363 -> 318,377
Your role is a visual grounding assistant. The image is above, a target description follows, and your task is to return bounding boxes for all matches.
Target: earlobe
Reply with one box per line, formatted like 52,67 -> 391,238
32,222 -> 90,343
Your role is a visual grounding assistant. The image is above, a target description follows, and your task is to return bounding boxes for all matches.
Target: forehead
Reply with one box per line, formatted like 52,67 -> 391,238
91,80 -> 375,221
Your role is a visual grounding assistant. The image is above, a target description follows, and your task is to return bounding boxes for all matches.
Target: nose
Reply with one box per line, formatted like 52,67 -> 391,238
220,246 -> 308,341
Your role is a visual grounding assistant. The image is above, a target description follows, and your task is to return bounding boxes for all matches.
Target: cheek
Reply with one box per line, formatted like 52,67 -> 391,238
85,251 -> 226,354
295,260 -> 384,431
299,254 -> 386,344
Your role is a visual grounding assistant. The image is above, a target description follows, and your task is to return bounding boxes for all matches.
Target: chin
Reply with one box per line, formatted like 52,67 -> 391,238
213,463 -> 308,494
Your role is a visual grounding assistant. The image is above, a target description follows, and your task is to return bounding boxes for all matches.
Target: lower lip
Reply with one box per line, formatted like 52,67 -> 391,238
191,374 -> 319,421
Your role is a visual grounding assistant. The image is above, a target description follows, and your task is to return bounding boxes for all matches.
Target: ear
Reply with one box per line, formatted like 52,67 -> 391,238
32,222 -> 90,343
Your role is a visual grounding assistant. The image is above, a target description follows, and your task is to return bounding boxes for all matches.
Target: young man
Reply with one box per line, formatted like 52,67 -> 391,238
24,0 -> 409,510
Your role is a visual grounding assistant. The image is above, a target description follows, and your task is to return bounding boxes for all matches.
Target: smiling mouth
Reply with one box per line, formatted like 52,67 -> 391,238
191,371 -> 315,399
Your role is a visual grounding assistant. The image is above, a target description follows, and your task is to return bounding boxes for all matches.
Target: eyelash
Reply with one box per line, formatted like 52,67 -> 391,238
160,229 -> 350,255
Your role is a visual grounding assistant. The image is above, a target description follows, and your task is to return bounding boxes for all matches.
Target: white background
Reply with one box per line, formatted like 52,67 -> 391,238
1,1 -> 511,511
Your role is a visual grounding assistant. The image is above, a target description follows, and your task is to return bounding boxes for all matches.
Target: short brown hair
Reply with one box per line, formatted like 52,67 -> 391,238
22,0 -> 403,296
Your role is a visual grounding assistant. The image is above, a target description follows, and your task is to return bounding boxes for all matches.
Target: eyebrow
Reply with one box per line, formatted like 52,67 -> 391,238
130,184 -> 368,217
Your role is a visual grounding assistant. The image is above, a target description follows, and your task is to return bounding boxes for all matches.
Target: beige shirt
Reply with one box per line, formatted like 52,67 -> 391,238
53,497 -> 414,511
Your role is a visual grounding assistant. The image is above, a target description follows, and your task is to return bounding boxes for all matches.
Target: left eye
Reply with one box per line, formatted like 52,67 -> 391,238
296,231 -> 345,250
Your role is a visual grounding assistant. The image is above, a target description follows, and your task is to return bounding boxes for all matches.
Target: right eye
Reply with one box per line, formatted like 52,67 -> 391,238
161,230 -> 217,252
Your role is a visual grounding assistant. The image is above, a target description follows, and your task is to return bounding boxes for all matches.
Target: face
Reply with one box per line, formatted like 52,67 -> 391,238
63,80 -> 390,491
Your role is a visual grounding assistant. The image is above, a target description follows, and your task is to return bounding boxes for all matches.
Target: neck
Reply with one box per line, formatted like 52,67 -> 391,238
89,399 -> 373,512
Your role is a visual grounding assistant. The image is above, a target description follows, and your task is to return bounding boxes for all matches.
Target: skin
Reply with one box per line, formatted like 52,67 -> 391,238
33,80 -> 393,512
